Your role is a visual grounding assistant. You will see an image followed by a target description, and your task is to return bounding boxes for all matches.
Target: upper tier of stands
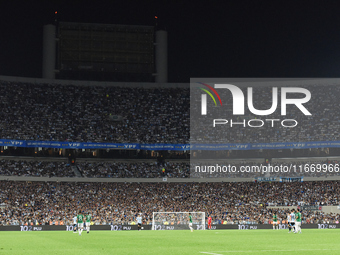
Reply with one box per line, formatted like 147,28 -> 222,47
0,78 -> 339,144
0,80 -> 189,144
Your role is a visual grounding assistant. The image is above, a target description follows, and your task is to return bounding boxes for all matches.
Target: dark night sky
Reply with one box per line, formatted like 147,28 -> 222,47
1,0 -> 340,82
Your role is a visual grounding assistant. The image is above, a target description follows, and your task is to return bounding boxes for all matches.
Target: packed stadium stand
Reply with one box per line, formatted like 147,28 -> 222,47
1,181 -> 340,226
0,159 -> 74,177
0,77 -> 340,228
0,79 -> 339,144
0,80 -> 189,143
77,161 -> 189,178
1,158 -> 340,178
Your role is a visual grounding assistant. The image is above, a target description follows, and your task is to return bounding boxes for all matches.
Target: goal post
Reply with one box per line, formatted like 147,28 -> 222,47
152,212 -> 205,230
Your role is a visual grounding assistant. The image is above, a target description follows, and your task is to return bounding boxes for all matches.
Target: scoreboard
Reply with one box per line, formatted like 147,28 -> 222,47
57,22 -> 155,82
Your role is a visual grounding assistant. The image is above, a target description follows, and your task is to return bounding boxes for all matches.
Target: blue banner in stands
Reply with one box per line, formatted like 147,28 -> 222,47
191,141 -> 340,150
0,140 -> 26,147
139,144 -> 191,150
1,139 -> 340,150
25,141 -> 139,150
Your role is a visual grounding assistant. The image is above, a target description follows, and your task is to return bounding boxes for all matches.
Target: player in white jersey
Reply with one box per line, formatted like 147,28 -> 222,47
290,209 -> 296,233
73,216 -> 77,233
137,214 -> 142,231
287,212 -> 292,233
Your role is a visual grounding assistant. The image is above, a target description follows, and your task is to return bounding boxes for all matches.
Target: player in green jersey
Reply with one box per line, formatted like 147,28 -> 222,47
188,213 -> 193,232
273,213 -> 278,230
77,210 -> 84,236
85,212 -> 91,234
295,209 -> 302,234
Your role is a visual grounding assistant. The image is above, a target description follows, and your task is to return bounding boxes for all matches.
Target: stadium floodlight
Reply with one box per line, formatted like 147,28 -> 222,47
152,212 -> 205,230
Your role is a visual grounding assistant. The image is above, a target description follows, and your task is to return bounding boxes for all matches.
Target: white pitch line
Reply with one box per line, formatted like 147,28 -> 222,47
200,252 -> 222,255
201,249 -> 337,253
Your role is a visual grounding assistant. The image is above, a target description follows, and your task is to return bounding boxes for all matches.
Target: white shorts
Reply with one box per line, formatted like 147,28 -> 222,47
295,222 -> 301,227
85,222 -> 90,227
189,223 -> 192,227
77,223 -> 83,228
273,221 -> 278,224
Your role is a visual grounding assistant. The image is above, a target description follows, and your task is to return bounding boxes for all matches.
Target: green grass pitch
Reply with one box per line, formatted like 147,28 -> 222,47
0,229 -> 339,254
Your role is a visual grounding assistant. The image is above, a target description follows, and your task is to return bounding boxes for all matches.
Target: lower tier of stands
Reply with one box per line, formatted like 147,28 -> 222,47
0,181 -> 339,226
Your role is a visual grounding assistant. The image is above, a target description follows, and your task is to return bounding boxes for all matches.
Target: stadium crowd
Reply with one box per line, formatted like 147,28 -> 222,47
0,81 -> 339,144
0,159 -> 189,178
0,181 -> 339,226
0,81 -> 189,144
0,158 -> 339,178
78,161 -> 189,178
0,80 -> 340,227
0,160 -> 74,177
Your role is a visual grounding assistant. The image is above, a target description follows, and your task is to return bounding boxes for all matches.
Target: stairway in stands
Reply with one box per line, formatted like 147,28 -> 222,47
71,165 -> 83,177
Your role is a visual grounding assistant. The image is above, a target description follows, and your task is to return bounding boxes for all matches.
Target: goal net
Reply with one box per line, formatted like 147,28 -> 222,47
152,212 -> 205,230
